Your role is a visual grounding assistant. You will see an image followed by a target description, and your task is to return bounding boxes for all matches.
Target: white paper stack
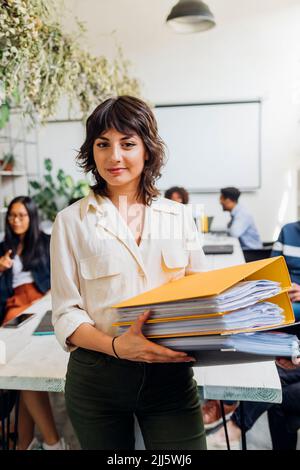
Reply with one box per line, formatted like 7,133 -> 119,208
117,301 -> 284,337
154,331 -> 300,365
117,280 -> 281,321
156,331 -> 300,358
116,280 -> 283,336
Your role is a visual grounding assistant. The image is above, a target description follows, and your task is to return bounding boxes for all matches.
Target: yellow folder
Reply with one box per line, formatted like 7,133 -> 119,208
113,256 -> 295,336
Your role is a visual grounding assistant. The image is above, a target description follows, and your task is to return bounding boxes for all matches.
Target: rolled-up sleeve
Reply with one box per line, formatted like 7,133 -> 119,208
50,213 -> 95,352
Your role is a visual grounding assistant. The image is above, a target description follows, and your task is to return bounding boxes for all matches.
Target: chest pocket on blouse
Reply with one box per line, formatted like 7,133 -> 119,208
161,245 -> 189,281
79,254 -> 123,304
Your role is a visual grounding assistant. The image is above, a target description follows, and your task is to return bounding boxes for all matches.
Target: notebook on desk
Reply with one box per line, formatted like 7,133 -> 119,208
33,310 -> 54,336
203,244 -> 234,255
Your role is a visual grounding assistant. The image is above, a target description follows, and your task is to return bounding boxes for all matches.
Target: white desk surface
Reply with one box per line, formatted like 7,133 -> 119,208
0,293 -> 282,403
203,233 -> 245,270
0,294 -> 69,392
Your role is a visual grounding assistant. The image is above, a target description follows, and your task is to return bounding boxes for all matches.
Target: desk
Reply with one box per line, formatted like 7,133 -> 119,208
204,234 -> 245,270
0,295 -> 68,392
0,296 -> 281,404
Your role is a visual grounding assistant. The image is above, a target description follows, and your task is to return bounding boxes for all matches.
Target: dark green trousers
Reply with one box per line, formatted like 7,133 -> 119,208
65,348 -> 206,450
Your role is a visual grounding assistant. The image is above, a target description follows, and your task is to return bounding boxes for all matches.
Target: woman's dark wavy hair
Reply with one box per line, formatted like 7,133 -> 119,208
4,196 -> 48,270
76,95 -> 166,205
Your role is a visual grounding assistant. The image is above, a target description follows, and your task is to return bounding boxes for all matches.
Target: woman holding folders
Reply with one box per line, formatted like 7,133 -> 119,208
51,95 -> 207,450
0,196 -> 67,450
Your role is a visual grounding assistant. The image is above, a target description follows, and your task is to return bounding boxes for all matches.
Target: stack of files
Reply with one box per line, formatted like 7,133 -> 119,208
118,280 -> 281,319
154,331 -> 300,366
117,301 -> 284,337
112,257 -> 298,364
113,257 -> 293,337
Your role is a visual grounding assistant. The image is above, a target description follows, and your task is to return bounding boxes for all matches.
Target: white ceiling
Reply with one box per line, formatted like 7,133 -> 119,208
61,0 -> 300,58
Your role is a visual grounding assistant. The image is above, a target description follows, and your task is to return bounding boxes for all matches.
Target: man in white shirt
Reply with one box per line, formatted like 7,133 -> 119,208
219,187 -> 262,249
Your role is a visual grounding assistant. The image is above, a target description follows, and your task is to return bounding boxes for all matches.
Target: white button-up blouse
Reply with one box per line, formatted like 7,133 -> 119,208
50,191 -> 206,351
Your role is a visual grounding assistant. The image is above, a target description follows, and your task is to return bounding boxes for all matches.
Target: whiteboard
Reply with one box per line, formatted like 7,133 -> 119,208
154,101 -> 261,192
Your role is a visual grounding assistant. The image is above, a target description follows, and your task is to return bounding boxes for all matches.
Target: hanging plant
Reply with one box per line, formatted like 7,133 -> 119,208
0,101 -> 10,129
0,0 -> 140,122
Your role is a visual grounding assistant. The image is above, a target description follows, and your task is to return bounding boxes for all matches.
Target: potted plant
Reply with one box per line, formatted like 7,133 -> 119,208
0,152 -> 15,171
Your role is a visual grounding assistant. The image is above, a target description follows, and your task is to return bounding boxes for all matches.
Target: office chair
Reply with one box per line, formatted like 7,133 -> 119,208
0,390 -> 19,450
243,247 -> 272,263
263,241 -> 274,249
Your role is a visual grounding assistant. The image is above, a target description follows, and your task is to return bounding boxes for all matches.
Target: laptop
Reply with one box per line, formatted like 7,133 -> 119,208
203,244 -> 234,255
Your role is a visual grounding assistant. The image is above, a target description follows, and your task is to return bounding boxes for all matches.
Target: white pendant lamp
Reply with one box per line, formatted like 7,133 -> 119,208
166,0 -> 216,33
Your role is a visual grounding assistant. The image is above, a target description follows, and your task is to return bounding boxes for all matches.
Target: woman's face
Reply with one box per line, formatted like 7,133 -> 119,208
170,192 -> 183,203
8,202 -> 30,236
93,128 -> 147,194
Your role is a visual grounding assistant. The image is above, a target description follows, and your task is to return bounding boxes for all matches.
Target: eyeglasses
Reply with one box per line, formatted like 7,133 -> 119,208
8,213 -> 29,222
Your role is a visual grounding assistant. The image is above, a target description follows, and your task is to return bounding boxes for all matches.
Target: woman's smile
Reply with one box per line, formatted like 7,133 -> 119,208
107,167 -> 127,176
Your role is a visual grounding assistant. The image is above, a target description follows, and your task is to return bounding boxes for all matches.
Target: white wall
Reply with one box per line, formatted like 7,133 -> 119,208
35,0 -> 300,241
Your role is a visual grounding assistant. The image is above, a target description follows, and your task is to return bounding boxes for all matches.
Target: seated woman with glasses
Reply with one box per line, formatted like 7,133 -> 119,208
0,196 -> 67,450
0,196 -> 50,324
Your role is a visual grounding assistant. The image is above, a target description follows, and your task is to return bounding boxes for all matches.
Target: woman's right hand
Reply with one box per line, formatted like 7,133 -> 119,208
0,250 -> 13,273
289,283 -> 300,302
112,310 -> 196,363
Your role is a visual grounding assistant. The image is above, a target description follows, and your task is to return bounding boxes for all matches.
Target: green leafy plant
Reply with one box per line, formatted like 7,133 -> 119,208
29,158 -> 89,221
0,101 -> 10,129
0,88 -> 20,129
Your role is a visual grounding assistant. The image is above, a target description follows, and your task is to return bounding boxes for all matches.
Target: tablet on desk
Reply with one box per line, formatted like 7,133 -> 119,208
33,310 -> 54,336
2,313 -> 35,328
